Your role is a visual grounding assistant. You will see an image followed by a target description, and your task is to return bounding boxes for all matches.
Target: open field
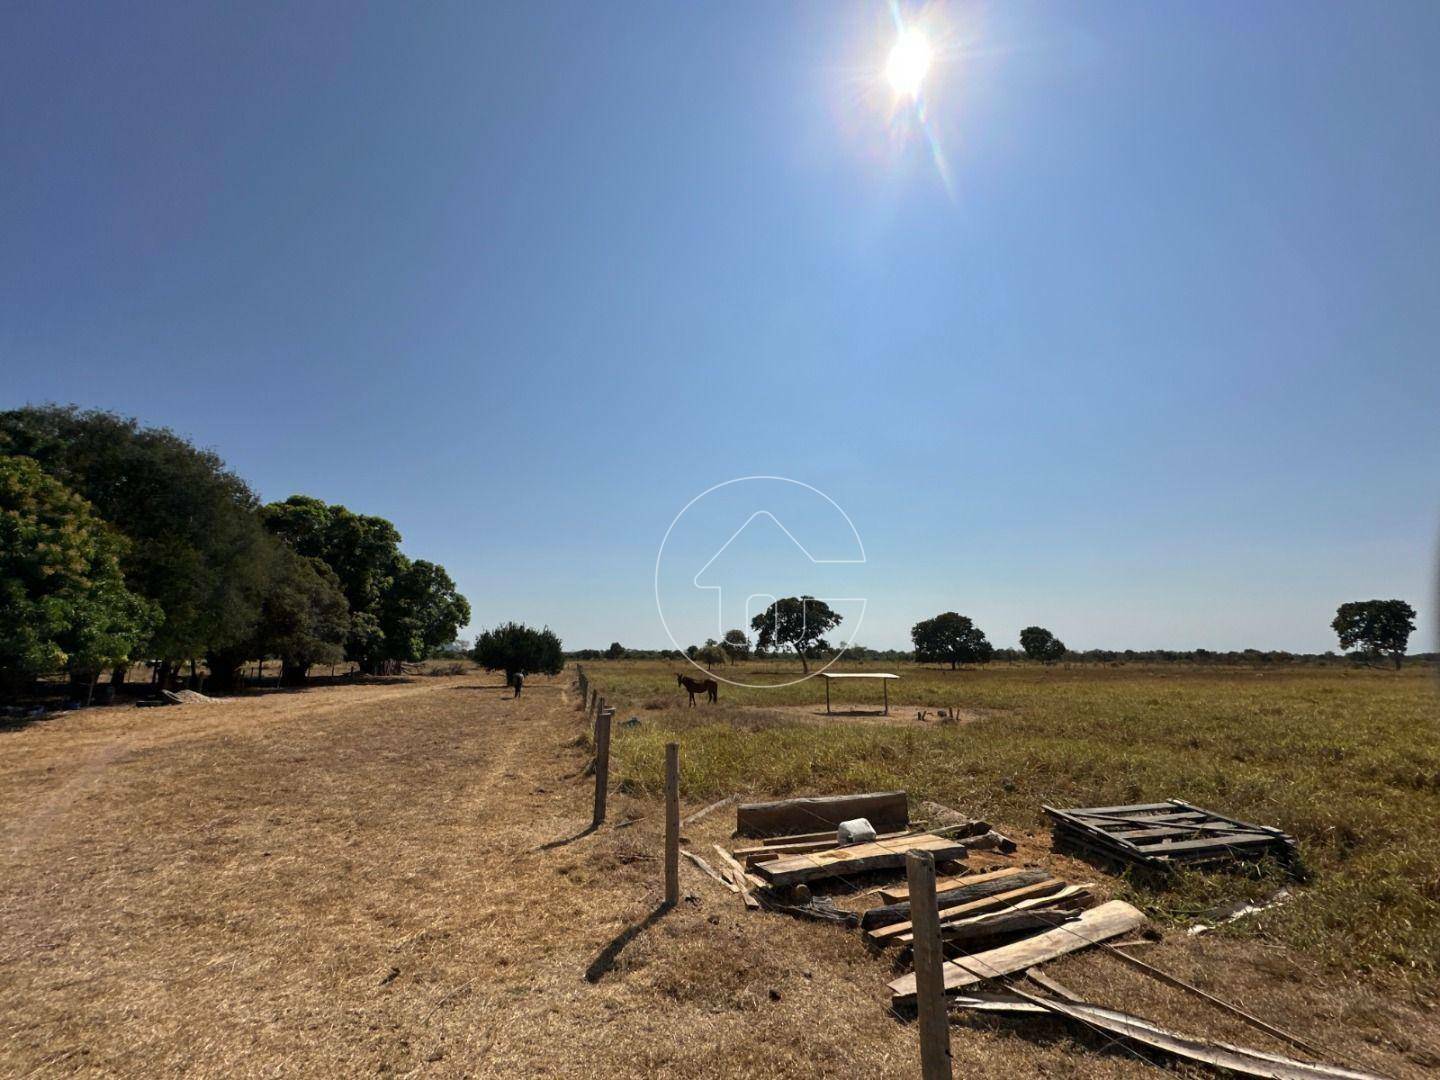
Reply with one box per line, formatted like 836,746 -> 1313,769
601,659 -> 1440,983
1,664 -> 1437,1077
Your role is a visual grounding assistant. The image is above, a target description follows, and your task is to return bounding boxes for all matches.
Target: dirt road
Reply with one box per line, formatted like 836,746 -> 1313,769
0,675 -> 924,1077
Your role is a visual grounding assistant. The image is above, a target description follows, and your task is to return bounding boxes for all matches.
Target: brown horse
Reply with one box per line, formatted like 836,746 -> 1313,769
677,673 -> 718,706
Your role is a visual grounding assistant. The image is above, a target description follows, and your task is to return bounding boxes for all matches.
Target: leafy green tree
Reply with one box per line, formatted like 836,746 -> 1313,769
722,628 -> 750,662
262,496 -> 468,673
380,558 -> 471,665
696,639 -> 726,669
750,596 -> 843,674
0,456 -> 158,698
1019,625 -> 1067,663
472,622 -> 563,684
255,552 -> 350,686
0,407 -> 271,687
605,641 -> 626,659
911,612 -> 993,669
1332,600 -> 1416,669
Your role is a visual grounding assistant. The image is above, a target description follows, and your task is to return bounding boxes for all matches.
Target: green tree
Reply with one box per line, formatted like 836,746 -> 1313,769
0,456 -> 158,699
722,628 -> 750,662
1019,625 -> 1067,663
380,558 -> 471,665
472,623 -> 563,684
750,596 -> 843,674
605,641 -> 626,659
0,407 -> 271,687
255,552 -> 350,686
262,496 -> 468,673
911,612 -> 993,669
1331,600 -> 1416,669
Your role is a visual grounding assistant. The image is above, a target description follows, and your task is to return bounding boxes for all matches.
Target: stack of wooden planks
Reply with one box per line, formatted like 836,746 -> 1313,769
1044,800 -> 1299,873
887,899 -> 1146,1003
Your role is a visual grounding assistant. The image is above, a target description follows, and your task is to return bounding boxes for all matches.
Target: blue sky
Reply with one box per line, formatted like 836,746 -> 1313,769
4,2 -> 1437,652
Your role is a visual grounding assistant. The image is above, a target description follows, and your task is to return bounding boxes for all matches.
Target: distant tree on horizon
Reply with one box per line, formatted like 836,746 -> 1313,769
911,612 -> 993,670
1331,600 -> 1416,669
722,628 -> 750,662
605,641 -> 625,660
751,597 -> 843,674
1020,625 -> 1067,663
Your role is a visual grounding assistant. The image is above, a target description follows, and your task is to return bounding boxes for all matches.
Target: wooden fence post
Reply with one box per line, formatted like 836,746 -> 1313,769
664,742 -> 680,906
593,707 -> 613,827
906,850 -> 952,1080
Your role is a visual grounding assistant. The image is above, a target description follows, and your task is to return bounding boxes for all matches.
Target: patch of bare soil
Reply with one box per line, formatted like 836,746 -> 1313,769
744,703 -> 996,728
0,675 -> 1430,1077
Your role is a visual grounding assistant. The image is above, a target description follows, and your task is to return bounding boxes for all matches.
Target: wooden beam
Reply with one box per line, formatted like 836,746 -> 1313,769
682,850 -> 737,893
888,886 -> 1095,946
735,790 -> 908,838
878,865 -> 1028,905
1101,943 -> 1326,1058
712,845 -> 759,910
755,833 -> 966,888
888,900 -> 1147,1001
867,878 -> 1067,944
863,869 -> 1053,932
947,994 -> 1383,1080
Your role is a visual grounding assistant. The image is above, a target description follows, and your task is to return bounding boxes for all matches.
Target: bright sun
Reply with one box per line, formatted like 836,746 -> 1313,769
886,27 -> 932,98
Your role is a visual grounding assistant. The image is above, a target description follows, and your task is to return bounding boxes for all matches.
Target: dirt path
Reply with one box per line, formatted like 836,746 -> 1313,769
1,674 -> 1425,1078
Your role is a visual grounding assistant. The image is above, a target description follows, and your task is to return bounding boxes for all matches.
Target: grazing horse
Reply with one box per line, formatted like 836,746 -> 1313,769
677,673 -> 718,706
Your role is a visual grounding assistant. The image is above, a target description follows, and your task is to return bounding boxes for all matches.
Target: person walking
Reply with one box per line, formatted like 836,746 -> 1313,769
512,670 -> 524,698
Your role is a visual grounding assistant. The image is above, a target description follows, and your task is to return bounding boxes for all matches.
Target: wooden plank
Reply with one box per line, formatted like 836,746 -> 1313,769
888,900 -> 1146,1001
712,845 -> 759,910
1024,970 -> 1084,1003
868,878 -> 1068,945
951,994 -> 1383,1080
863,869 -> 1053,932
733,828 -> 912,861
682,850 -> 737,893
889,886 -> 1095,946
681,794 -> 736,827
755,833 -> 965,888
735,790 -> 908,838
879,866 -> 1027,904
906,852 -> 953,1079
1102,943 -> 1326,1058
1062,802 -> 1178,815
1129,833 -> 1279,855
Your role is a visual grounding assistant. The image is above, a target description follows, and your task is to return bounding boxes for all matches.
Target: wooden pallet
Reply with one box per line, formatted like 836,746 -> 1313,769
1044,800 -> 1298,873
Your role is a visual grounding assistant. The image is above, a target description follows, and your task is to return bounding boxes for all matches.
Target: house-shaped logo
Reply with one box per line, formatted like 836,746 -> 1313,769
691,510 -> 865,639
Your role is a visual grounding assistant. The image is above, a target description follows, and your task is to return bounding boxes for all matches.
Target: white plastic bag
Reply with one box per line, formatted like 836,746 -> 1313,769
837,817 -> 876,846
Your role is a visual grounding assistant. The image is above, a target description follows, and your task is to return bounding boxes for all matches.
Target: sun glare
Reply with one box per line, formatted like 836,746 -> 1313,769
885,27 -> 932,98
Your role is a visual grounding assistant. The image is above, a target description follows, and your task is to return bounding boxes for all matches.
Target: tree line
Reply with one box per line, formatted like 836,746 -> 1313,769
580,597 -> 1422,671
0,406 -> 470,699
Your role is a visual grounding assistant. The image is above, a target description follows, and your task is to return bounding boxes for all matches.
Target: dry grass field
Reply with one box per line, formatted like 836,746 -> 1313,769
1,662 -> 1436,1077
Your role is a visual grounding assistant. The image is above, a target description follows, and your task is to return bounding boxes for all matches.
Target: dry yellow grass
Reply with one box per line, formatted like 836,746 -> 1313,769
1,671 -> 1434,1077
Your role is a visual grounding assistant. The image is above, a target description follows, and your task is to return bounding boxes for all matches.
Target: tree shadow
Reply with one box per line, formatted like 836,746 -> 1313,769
447,683 -> 519,692
584,901 -> 674,983
536,821 -> 599,851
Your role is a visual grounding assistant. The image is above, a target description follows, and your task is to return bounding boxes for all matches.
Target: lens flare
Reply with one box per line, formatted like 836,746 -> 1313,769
885,28 -> 932,98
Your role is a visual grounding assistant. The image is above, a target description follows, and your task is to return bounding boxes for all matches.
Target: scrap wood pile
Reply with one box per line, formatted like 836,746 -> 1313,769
688,789 -> 1380,1080
1044,800 -> 1301,875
